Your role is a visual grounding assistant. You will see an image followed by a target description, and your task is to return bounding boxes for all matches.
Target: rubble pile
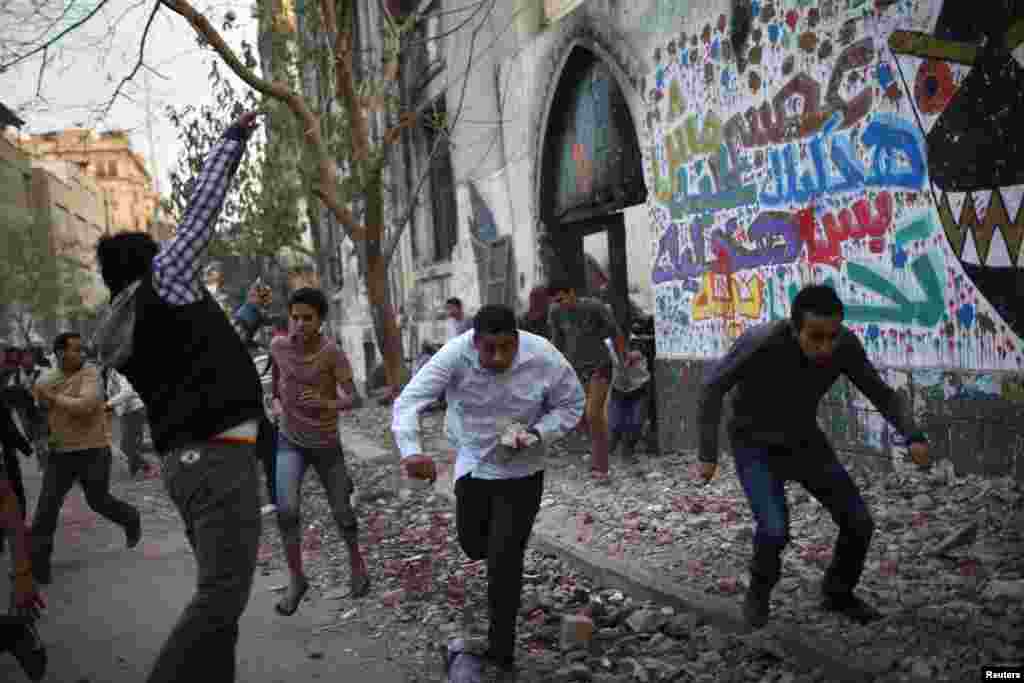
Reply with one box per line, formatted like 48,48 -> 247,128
337,405 -> 1024,682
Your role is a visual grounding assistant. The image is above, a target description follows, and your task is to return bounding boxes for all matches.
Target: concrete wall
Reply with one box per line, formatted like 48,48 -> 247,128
645,0 -> 1024,480
382,0 -> 1024,483
423,0 -> 665,330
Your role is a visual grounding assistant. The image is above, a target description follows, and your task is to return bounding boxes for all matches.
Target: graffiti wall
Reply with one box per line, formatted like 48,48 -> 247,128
646,0 -> 1024,372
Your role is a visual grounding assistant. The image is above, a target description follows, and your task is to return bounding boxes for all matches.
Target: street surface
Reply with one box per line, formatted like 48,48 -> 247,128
0,458 -> 407,683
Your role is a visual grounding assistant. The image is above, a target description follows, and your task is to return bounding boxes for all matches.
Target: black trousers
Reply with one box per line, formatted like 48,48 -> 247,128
0,615 -> 33,652
455,470 -> 544,664
1,448 -> 26,519
256,417 -> 277,506
30,448 -> 140,560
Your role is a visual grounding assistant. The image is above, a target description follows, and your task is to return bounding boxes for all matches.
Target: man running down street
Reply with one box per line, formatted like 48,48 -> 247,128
268,287 -> 370,615
393,305 -> 584,677
30,333 -> 142,585
697,284 -> 930,628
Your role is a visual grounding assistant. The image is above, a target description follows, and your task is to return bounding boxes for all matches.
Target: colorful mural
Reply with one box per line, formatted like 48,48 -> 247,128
645,0 -> 1024,372
550,54 -> 645,218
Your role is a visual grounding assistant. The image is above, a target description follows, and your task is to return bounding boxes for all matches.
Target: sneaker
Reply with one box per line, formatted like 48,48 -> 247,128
11,620 -> 47,681
821,592 -> 882,624
260,504 -> 277,517
743,583 -> 771,629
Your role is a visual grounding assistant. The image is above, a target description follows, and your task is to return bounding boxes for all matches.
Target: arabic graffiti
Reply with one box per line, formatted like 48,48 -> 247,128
759,114 -> 927,208
645,0 -> 1023,370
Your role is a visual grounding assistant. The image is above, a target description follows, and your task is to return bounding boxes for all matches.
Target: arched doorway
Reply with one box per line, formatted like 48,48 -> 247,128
538,45 -> 647,331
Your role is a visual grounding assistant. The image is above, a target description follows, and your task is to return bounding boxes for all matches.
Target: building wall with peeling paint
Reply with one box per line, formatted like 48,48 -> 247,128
646,0 -> 1024,480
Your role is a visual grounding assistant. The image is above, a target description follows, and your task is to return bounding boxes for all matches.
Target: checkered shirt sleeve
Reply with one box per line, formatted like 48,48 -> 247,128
152,125 -> 251,306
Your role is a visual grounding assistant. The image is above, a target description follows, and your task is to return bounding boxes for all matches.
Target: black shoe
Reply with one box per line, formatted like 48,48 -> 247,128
743,583 -> 771,629
11,620 -> 47,681
125,511 -> 142,549
821,592 -> 882,624
483,647 -> 517,673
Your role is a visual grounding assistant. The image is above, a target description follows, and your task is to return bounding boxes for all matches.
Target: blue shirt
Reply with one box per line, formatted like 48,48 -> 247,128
392,330 -> 584,481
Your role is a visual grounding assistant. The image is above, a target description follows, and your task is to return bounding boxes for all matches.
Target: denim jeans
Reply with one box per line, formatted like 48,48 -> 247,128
455,470 -> 544,665
608,388 -> 649,438
732,436 -> 874,596
147,441 -> 261,683
274,432 -> 355,546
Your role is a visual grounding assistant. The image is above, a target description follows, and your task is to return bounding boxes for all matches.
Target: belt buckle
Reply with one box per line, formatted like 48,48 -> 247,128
179,450 -> 201,465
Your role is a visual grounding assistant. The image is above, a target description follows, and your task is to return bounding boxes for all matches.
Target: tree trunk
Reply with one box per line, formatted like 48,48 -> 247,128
15,313 -> 33,347
363,167 -> 406,396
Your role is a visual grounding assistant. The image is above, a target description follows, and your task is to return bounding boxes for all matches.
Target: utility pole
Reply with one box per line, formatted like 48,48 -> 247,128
143,69 -> 161,228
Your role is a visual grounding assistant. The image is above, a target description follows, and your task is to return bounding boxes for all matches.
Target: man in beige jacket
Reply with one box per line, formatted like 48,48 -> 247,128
30,332 -> 141,584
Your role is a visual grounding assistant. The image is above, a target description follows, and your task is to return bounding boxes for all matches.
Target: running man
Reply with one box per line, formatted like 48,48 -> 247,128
393,305 -> 584,676
269,287 -> 369,615
29,332 -> 142,585
697,284 -> 930,628
548,280 -> 625,475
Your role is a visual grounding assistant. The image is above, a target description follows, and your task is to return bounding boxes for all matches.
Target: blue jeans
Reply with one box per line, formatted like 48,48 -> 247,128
608,388 -> 649,437
732,436 -> 874,596
275,432 -> 356,546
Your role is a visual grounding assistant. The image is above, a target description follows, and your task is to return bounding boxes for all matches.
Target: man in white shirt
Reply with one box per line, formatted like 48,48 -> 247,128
445,297 -> 472,341
392,304 -> 584,676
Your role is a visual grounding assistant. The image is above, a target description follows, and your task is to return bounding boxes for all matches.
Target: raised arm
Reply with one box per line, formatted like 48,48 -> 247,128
842,333 -> 925,444
152,112 -> 260,306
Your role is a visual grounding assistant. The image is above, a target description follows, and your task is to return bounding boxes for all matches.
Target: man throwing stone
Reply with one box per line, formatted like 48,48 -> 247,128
92,111 -> 265,682
697,284 -> 930,628
392,305 -> 584,677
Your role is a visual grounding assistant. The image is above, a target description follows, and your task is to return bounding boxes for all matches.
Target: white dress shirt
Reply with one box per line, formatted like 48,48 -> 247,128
392,330 -> 584,481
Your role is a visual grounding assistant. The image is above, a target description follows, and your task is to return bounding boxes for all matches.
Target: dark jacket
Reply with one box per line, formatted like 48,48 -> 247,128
119,272 -> 265,453
697,320 -> 925,464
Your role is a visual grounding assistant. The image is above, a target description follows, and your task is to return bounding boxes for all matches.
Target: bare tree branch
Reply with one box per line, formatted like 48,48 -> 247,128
323,0 -> 372,164
35,46 -> 48,97
98,0 -> 161,121
159,0 -> 366,241
0,0 -> 112,72
142,62 -> 169,80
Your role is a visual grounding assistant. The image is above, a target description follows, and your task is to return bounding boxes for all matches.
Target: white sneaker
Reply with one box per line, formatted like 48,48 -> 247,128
261,504 -> 277,516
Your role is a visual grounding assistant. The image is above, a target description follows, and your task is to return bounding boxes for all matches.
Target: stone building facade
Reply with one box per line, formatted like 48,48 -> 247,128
17,128 -> 160,234
28,159 -> 109,308
380,0 -> 1023,480
1,116 -> 110,341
